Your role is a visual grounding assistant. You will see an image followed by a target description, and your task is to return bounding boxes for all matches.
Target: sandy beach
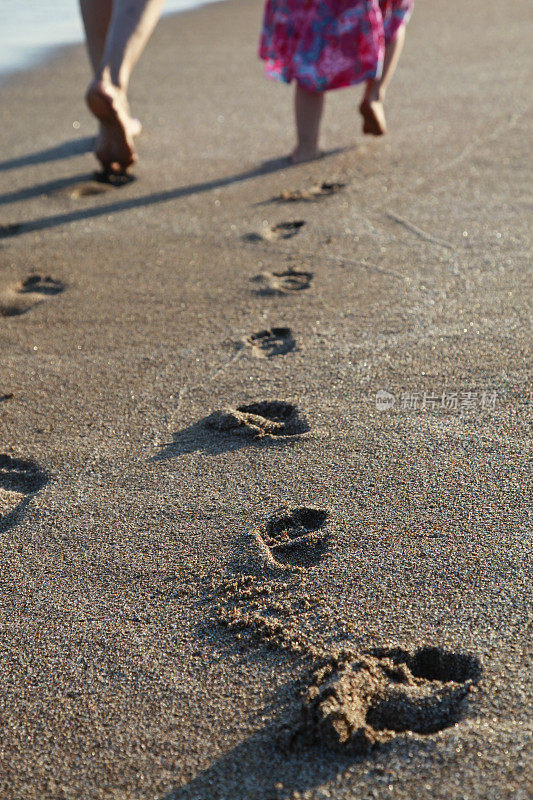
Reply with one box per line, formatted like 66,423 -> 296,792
0,0 -> 531,797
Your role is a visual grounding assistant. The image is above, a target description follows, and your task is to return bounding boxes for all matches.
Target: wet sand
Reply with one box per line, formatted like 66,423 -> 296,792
0,0 -> 531,798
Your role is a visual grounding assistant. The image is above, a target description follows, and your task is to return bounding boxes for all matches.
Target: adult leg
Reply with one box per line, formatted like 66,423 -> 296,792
291,85 -> 325,163
360,24 -> 406,135
80,0 -> 165,171
80,0 -> 114,74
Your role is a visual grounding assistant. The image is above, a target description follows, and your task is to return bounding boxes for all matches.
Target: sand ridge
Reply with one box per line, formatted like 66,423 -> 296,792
205,401 -> 311,438
214,571 -> 482,756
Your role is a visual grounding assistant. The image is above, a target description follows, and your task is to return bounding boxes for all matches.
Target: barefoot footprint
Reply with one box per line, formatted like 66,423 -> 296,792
69,171 -> 137,199
247,327 -> 296,358
205,401 -> 310,439
304,647 -> 482,751
0,275 -> 65,317
18,275 -> 64,296
244,220 -> 306,243
0,454 -> 48,531
270,182 -> 345,203
252,268 -> 313,296
253,506 -> 330,571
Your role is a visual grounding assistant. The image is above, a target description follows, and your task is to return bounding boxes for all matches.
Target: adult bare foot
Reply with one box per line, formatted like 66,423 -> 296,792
86,80 -> 139,172
359,96 -> 387,136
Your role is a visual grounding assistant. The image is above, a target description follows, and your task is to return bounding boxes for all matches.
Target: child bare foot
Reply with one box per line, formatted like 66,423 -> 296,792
259,2 -> 411,155
290,144 -> 323,164
359,93 -> 387,136
86,80 -> 139,172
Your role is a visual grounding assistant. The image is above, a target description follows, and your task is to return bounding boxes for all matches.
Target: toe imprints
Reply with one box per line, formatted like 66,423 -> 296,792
253,506 -> 330,571
17,275 -> 64,296
270,181 -> 345,204
0,274 -> 65,317
205,401 -> 310,439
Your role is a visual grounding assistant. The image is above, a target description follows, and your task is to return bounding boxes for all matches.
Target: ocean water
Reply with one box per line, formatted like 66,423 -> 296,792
0,0 -> 226,80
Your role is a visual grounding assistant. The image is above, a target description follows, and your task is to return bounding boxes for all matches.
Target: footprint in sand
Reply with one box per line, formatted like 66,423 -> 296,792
253,506 -> 330,571
53,171 -> 136,199
252,268 -> 313,296
205,401 -> 310,439
67,182 -> 110,199
270,181 -> 345,204
247,327 -> 296,358
0,454 -> 48,532
0,274 -> 65,317
243,220 -> 306,243
304,646 -> 482,752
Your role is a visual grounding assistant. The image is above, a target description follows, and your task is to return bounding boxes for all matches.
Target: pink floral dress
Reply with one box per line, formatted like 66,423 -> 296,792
260,0 -> 413,91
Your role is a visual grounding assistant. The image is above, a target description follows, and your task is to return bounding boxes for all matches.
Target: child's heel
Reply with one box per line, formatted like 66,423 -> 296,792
359,99 -> 387,136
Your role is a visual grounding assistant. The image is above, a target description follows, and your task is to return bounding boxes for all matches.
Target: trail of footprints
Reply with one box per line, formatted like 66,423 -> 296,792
2,165 -> 483,760
212,175 -> 482,756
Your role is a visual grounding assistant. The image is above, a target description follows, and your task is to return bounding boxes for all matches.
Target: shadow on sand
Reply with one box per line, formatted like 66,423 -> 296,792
151,418 -> 303,460
0,145 -> 348,238
162,716 -> 429,800
0,136 -> 94,172
0,454 -> 48,533
0,173 -> 102,206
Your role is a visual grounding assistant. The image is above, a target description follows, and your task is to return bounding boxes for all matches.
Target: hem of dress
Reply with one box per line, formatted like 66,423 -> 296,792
262,64 -> 381,92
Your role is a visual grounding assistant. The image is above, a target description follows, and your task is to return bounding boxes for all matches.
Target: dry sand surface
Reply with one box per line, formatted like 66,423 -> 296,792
0,0 -> 531,798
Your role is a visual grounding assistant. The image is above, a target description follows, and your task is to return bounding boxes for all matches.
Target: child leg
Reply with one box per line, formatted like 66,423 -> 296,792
291,85 -> 325,163
360,24 -> 406,135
